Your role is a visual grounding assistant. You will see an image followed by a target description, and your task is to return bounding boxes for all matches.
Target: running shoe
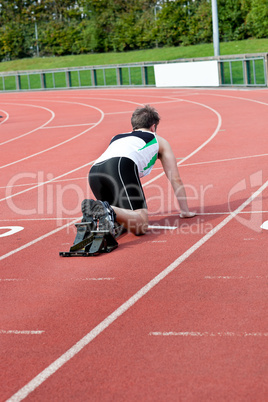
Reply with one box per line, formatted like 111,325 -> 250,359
81,199 -> 116,233
81,199 -> 97,230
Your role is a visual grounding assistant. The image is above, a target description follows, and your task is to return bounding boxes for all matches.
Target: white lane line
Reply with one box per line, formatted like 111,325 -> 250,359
1,176 -> 87,189
206,92 -> 268,108
144,100 -> 222,187
149,332 -> 268,337
6,179 -> 268,402
0,102 -> 104,169
0,104 -> 55,146
0,277 -> 114,282
204,276 -> 268,280
0,330 -> 44,335
150,240 -> 167,243
0,219 -> 79,261
41,123 -> 95,129
1,99 -> 221,204
198,211 -> 267,215
179,153 -> 268,168
149,211 -> 267,218
1,98 -> 220,202
0,160 -> 94,202
73,278 -> 115,281
0,218 -> 79,222
2,151 -> 267,190
148,225 -> 177,230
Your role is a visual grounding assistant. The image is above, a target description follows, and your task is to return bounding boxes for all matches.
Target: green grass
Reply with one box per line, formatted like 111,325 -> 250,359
0,38 -> 267,73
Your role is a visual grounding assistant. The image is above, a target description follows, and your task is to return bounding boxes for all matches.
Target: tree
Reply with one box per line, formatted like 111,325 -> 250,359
246,0 -> 268,38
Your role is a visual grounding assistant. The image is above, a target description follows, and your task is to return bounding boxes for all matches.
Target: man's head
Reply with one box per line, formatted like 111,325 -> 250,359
131,105 -> 160,132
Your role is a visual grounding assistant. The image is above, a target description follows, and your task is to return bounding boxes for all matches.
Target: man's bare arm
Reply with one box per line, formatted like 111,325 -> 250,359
157,136 -> 195,218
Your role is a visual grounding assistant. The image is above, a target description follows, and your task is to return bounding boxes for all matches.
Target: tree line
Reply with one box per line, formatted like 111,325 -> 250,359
0,0 -> 267,61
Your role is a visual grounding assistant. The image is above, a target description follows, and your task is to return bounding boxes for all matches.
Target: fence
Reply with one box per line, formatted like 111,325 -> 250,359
0,53 -> 267,91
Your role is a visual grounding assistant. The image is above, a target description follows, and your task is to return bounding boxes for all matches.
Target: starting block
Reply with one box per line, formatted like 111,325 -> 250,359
59,220 -> 123,257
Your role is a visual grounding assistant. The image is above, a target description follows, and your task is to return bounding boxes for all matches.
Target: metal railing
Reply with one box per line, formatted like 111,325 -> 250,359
0,53 -> 267,91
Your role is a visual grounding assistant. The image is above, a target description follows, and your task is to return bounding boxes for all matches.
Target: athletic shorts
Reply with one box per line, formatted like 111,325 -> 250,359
89,157 -> 147,210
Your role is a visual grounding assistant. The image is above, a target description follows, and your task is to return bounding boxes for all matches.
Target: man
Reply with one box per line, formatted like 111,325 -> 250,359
82,105 -> 195,235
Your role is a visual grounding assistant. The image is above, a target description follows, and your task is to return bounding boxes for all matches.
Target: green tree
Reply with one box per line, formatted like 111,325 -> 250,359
218,0 -> 250,41
246,0 -> 268,37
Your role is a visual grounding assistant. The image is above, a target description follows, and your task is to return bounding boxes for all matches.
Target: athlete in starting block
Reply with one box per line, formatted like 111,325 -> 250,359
60,105 -> 195,256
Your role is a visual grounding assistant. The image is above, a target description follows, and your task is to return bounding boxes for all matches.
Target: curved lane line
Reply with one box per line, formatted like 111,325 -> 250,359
0,110 -> 9,126
0,98 -> 218,202
144,99 -> 222,187
0,160 -> 95,203
0,102 -> 104,169
0,104 -> 55,146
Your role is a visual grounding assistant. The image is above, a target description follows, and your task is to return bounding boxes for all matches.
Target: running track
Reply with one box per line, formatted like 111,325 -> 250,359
0,88 -> 267,401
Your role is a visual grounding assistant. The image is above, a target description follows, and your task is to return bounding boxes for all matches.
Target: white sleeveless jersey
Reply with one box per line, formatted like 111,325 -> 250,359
94,130 -> 159,178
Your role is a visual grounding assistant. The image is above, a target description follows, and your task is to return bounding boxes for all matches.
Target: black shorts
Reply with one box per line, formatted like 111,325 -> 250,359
89,157 -> 147,210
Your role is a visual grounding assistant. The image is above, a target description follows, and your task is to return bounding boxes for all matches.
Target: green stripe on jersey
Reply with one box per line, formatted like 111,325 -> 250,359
144,153 -> 158,171
138,137 -> 157,151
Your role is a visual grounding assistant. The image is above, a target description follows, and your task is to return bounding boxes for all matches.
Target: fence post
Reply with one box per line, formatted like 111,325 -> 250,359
116,67 -> 123,85
265,53 -> 268,86
243,59 -> 251,86
66,71 -> 72,87
41,73 -> 46,89
141,66 -> 148,86
16,74 -> 21,90
218,61 -> 224,85
91,69 -> 97,86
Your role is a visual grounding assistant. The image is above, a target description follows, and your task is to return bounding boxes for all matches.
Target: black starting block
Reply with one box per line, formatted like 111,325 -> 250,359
59,221 -> 123,257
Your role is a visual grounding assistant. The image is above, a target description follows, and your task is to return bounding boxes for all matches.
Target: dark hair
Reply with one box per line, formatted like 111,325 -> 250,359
131,105 -> 160,130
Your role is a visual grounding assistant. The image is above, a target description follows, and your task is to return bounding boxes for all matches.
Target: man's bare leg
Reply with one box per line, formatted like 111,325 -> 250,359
112,206 -> 148,236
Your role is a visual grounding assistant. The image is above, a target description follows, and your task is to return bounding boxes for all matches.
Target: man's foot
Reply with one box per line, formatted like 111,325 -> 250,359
81,199 -> 116,233
81,199 -> 97,231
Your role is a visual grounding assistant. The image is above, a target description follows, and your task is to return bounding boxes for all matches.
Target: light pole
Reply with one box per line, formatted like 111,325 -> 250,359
211,0 -> 220,56
35,21 -> 39,57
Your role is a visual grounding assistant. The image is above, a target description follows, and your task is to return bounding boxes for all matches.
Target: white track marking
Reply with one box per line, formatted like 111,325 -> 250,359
0,98 -> 221,202
0,102 -> 104,169
261,220 -> 268,230
6,179 -> 268,402
204,276 -> 268,279
0,219 -> 79,261
41,123 -> 95,129
198,211 -> 266,215
0,226 -> 24,237
0,218 -> 77,222
144,100 -> 222,187
149,332 -> 268,337
0,330 -> 44,335
73,278 -> 115,281
205,92 -> 268,108
1,151 -> 267,190
0,110 -> 9,125
180,153 -> 268,168
148,225 -> 177,230
1,176 -> 87,189
0,160 -> 95,202
0,104 -> 55,146
149,211 -> 267,218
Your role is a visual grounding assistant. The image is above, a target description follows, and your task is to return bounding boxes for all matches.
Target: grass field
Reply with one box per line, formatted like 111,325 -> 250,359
0,38 -> 267,73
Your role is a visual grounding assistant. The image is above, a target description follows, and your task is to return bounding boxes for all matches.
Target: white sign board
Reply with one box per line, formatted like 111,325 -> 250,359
154,61 -> 220,87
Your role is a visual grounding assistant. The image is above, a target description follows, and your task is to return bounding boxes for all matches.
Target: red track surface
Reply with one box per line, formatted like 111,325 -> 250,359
0,88 -> 267,401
